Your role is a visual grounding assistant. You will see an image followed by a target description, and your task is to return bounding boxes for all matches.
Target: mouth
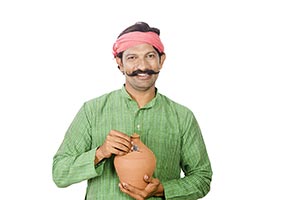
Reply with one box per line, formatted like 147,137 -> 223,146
126,69 -> 160,77
136,73 -> 151,79
137,73 -> 149,77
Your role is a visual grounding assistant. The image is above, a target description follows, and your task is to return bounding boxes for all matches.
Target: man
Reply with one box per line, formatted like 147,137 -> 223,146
53,22 -> 212,199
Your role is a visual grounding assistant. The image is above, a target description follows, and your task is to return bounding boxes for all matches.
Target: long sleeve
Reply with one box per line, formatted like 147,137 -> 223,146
52,88 -> 212,199
162,112 -> 212,200
52,103 -> 105,188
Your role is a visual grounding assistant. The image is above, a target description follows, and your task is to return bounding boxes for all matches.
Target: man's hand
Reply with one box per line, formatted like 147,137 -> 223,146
119,175 -> 164,200
95,130 -> 131,165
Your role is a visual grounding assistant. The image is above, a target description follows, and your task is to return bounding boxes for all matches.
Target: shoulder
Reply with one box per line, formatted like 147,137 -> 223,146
157,93 -> 195,117
82,89 -> 122,112
86,89 -> 121,104
157,93 -> 200,134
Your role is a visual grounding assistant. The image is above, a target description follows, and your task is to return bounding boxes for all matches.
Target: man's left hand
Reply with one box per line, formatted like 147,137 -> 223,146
119,175 -> 164,200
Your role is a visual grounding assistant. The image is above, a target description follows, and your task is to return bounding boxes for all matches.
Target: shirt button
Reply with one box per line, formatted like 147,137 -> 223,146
137,124 -> 141,130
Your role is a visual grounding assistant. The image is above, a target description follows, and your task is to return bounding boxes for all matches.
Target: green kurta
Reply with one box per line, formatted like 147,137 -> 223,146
53,86 -> 212,199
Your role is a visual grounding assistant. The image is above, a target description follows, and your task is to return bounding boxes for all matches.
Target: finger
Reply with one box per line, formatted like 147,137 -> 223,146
143,175 -> 159,185
108,131 -> 132,149
143,176 -> 160,194
107,137 -> 131,151
119,183 -> 145,200
112,142 -> 132,153
121,182 -> 138,193
103,141 -> 130,156
144,174 -> 152,183
110,147 -> 127,156
110,130 -> 131,142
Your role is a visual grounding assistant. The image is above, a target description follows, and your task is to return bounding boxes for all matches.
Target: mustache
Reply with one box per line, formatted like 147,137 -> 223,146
126,69 -> 160,77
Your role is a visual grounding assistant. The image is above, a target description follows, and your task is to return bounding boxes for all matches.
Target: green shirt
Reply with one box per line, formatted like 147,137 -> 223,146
53,86 -> 212,199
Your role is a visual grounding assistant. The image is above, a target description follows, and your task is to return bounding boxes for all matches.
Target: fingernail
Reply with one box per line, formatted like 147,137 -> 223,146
144,175 -> 149,180
122,183 -> 127,188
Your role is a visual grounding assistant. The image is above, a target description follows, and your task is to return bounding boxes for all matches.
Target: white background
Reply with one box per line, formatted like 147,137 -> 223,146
1,0 -> 299,199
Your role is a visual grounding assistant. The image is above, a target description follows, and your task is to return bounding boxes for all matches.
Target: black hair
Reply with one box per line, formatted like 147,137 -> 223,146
117,22 -> 160,38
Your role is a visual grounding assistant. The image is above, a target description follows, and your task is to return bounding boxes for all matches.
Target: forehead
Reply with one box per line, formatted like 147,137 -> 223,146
123,43 -> 157,56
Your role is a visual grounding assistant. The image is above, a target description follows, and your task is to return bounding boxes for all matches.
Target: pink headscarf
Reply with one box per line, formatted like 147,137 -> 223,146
112,31 -> 164,57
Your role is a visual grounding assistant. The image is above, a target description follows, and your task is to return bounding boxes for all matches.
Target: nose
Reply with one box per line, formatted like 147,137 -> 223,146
137,58 -> 150,70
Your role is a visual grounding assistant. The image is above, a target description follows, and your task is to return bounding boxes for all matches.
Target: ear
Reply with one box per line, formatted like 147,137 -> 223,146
115,57 -> 124,72
159,53 -> 166,70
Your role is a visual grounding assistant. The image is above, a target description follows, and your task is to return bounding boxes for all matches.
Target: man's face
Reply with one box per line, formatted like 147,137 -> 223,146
117,43 -> 165,92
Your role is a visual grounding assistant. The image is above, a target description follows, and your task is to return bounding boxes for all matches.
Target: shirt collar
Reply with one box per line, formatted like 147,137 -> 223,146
121,85 -> 159,109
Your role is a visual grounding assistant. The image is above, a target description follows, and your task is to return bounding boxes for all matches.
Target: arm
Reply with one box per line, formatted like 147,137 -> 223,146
52,103 -> 100,188
52,103 -> 132,188
162,112 -> 213,200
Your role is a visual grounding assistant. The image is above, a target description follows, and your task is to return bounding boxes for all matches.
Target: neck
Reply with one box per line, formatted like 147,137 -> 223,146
125,85 -> 156,108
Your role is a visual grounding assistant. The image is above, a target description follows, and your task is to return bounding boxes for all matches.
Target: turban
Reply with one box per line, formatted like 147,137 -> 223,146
112,31 -> 164,57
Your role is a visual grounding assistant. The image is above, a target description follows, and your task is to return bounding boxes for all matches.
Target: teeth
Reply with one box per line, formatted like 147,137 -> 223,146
138,73 -> 148,76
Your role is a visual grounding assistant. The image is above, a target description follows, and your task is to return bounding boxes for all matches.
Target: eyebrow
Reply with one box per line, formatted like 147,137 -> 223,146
124,50 -> 157,57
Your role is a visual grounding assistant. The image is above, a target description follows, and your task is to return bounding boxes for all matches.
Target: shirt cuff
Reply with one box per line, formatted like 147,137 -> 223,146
94,147 -> 107,175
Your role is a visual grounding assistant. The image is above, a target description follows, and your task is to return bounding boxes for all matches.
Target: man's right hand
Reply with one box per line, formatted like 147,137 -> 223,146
95,130 -> 132,165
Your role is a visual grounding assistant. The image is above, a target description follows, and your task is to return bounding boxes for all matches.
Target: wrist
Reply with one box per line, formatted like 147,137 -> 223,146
94,146 -> 105,165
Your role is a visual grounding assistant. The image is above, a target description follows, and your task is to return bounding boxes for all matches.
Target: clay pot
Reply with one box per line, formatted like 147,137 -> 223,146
114,133 -> 156,189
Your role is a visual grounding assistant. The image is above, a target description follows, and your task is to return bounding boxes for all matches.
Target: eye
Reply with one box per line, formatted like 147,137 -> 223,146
147,53 -> 156,59
126,55 -> 136,61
